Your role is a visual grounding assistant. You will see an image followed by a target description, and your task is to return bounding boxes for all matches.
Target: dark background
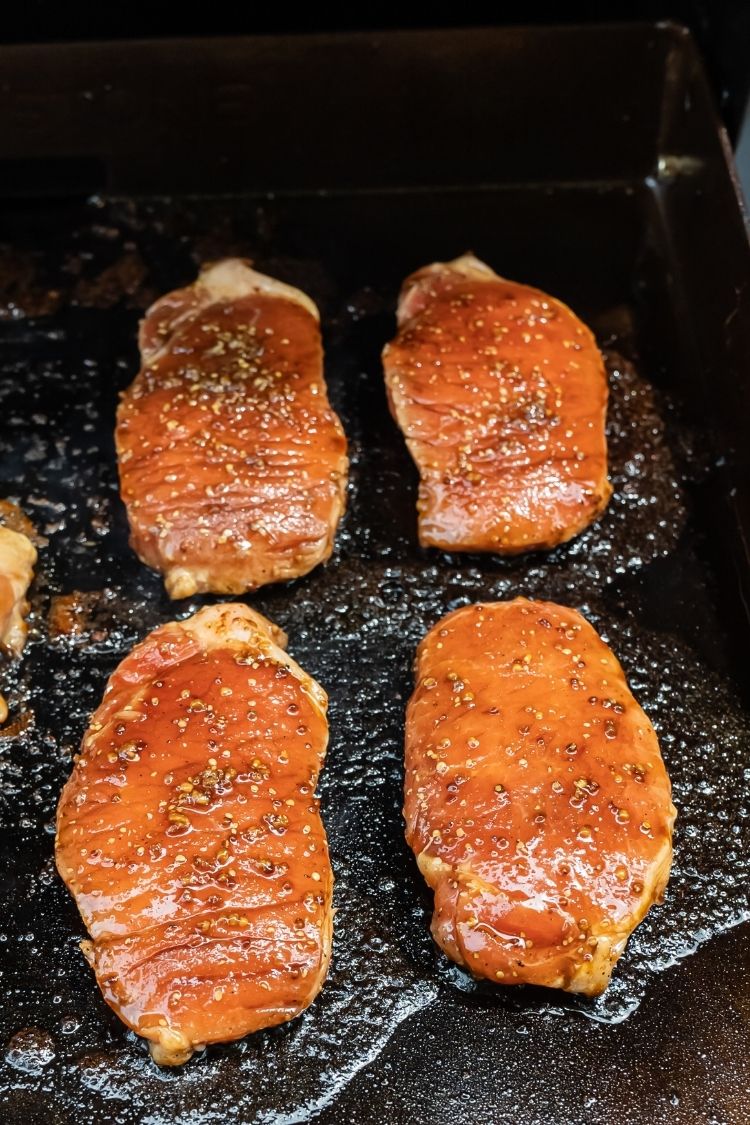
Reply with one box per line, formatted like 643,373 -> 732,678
1,2 -> 749,142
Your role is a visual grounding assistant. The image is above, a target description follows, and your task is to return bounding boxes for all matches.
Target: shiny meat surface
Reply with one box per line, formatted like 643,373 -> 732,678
404,599 -> 675,994
0,507 -> 37,724
383,254 -> 612,553
55,603 -> 333,1065
0,526 -> 36,656
117,259 -> 348,598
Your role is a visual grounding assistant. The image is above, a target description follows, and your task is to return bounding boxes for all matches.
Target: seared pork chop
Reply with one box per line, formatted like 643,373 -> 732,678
404,599 -> 674,994
117,259 -> 348,598
383,255 -> 611,553
56,603 -> 333,1064
0,503 -> 37,724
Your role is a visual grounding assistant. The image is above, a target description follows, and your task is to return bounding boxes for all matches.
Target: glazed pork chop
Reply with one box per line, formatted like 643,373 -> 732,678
383,255 -> 612,553
404,599 -> 675,994
0,526 -> 36,655
0,503 -> 37,724
56,603 -> 333,1064
117,259 -> 348,598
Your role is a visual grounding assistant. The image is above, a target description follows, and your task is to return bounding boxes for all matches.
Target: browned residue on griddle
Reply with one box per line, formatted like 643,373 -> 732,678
0,708 -> 34,738
48,592 -> 106,641
70,249 -> 157,310
0,247 -> 63,320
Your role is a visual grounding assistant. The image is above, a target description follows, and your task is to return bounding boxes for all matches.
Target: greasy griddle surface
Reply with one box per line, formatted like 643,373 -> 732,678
0,190 -> 748,1125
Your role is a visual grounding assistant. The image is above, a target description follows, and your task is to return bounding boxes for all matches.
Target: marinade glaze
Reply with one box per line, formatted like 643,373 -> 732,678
117,259 -> 348,598
56,604 -> 333,1064
405,599 -> 675,994
383,255 -> 612,553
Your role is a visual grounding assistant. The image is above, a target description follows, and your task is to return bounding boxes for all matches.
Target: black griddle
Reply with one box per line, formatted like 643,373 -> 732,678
1,24 -> 750,1125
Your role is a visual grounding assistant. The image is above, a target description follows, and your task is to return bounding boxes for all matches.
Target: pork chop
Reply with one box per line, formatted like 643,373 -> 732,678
404,599 -> 675,994
56,603 -> 333,1064
383,254 -> 611,553
0,503 -> 37,724
117,259 -> 348,598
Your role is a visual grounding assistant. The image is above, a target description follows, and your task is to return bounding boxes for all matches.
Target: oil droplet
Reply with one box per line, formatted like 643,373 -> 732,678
4,1028 -> 56,1074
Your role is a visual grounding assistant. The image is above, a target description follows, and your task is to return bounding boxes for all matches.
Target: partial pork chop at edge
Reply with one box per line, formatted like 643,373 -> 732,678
405,599 -> 675,994
117,259 -> 348,599
56,603 -> 333,1065
0,502 -> 37,725
383,255 -> 612,554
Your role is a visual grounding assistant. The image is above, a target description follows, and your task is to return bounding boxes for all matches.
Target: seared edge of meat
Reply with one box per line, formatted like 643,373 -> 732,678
139,258 -> 320,366
395,253 -> 497,325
